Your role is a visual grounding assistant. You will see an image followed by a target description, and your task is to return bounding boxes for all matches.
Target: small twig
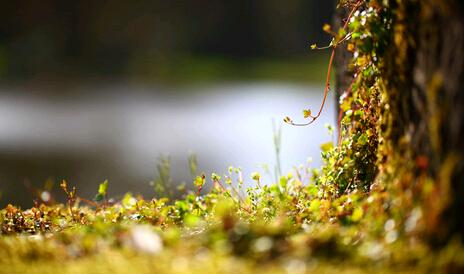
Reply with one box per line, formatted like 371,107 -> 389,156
285,0 -> 363,126
77,196 -> 99,208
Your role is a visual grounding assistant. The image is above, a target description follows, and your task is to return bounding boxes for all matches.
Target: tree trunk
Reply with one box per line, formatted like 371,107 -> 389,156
380,0 -> 464,245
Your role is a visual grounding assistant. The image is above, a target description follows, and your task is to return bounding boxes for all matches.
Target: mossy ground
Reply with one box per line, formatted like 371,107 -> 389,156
1,175 -> 463,273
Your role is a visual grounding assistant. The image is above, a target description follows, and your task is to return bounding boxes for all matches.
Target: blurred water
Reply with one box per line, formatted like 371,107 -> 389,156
0,83 -> 335,206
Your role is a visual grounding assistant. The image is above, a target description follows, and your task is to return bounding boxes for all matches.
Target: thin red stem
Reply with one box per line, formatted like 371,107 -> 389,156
288,0 -> 363,127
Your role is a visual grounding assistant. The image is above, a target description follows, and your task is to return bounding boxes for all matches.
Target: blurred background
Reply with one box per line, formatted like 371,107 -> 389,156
0,0 -> 336,207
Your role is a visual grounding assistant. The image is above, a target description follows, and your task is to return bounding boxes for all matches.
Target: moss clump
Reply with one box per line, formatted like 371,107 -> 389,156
1,171 -> 464,273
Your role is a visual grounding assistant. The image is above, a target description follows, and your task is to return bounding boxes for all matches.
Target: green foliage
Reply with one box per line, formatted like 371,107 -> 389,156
307,0 -> 393,197
94,180 -> 108,202
151,155 -> 172,198
1,168 -> 463,273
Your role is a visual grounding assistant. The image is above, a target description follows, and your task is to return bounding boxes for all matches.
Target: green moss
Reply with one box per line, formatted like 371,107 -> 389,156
1,169 -> 463,273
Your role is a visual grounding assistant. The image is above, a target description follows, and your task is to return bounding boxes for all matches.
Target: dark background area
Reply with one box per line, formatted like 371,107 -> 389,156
0,0 -> 334,81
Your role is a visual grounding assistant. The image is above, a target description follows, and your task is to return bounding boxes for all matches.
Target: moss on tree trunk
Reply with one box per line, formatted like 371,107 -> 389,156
337,0 -> 464,245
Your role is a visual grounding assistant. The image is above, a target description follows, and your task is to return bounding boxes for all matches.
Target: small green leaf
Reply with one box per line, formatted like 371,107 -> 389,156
320,141 -> 334,152
193,175 -> 205,187
338,28 -> 347,38
211,173 -> 221,182
98,180 -> 108,196
351,32 -> 361,39
94,180 -> 108,202
303,109 -> 312,118
351,207 -> 363,222
358,134 -> 368,145
94,193 -> 104,202
307,185 -> 318,196
309,199 -> 321,212
279,176 -> 288,189
251,172 -> 261,181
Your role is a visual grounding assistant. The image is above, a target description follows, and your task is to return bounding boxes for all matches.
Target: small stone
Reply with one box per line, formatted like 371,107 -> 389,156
127,225 -> 163,254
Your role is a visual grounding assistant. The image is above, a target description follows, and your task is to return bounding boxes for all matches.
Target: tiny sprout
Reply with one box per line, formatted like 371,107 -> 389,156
211,173 -> 221,182
310,44 -> 317,50
283,116 -> 293,124
95,180 -> 109,202
251,172 -> 261,181
251,172 -> 262,189
236,168 -> 244,187
60,180 -> 67,191
303,109 -> 312,118
320,141 -> 334,152
193,175 -> 205,187
60,180 -> 77,220
286,172 -> 293,180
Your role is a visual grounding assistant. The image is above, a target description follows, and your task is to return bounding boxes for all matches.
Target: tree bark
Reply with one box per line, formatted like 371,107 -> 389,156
382,0 -> 464,245
333,5 -> 352,122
